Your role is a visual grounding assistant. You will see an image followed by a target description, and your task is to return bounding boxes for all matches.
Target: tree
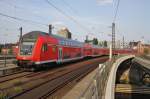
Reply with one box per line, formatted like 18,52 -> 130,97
84,39 -> 88,43
98,41 -> 103,47
92,38 -> 98,45
104,40 -> 107,47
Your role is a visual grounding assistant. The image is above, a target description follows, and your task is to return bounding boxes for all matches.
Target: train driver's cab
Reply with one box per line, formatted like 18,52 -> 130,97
20,42 -> 35,55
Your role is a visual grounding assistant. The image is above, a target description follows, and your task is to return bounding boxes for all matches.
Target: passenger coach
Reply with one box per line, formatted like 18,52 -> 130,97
17,31 -> 84,68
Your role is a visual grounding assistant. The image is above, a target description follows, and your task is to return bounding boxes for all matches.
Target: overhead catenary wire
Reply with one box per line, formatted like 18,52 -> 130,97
113,0 -> 120,22
60,0 -> 107,38
61,0 -> 79,15
0,26 -> 17,31
0,1 -> 46,20
45,0 -> 94,35
111,0 -> 121,50
0,12 -> 48,26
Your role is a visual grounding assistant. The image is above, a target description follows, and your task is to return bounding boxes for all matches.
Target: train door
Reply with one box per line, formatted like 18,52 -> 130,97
58,47 -> 63,63
41,43 -> 49,61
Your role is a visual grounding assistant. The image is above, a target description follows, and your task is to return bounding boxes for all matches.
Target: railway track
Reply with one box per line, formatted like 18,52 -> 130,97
0,69 -> 24,78
115,84 -> 150,99
116,84 -> 150,94
0,71 -> 30,83
41,62 -> 97,99
12,58 -> 106,99
115,58 -> 150,99
0,57 -> 108,99
0,68 -> 65,93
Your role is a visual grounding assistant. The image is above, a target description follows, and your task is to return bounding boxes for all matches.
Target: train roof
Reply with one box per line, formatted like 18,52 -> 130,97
23,31 -> 84,47
51,34 -> 84,47
92,45 -> 103,48
49,34 -> 84,47
22,31 -> 106,48
22,31 -> 49,42
23,31 -> 49,37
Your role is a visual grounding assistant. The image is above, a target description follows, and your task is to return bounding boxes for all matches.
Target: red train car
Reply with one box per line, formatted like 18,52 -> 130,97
83,43 -> 92,57
16,31 -> 84,68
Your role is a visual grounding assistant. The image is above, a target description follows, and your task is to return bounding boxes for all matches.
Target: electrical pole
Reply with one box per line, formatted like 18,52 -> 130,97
49,24 -> 52,35
19,27 -> 22,42
4,41 -> 6,67
112,22 -> 115,50
122,36 -> 124,49
3,33 -> 8,67
109,43 -> 112,61
86,35 -> 88,41
85,35 -> 88,43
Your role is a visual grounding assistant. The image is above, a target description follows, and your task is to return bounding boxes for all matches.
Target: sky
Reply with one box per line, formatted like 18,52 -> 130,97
0,0 -> 149,44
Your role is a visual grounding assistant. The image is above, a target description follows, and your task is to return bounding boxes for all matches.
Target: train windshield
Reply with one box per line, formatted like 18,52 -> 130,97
20,42 -> 35,55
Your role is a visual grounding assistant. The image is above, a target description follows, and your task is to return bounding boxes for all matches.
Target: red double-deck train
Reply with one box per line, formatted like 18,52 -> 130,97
16,31 -> 134,68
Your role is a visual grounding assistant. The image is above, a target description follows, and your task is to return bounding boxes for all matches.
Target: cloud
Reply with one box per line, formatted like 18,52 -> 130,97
97,0 -> 113,5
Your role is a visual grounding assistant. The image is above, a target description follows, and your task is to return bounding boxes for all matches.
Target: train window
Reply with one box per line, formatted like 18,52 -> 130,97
61,41 -> 63,45
64,41 -> 67,45
42,44 -> 48,52
20,42 -> 34,55
62,41 -> 65,45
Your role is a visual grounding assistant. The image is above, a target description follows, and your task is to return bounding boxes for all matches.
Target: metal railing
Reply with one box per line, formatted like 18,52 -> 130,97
0,55 -> 15,60
0,55 -> 16,67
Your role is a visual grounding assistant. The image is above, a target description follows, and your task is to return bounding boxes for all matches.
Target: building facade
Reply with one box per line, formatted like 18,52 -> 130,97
129,41 -> 145,54
57,27 -> 72,39
106,40 -> 130,49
